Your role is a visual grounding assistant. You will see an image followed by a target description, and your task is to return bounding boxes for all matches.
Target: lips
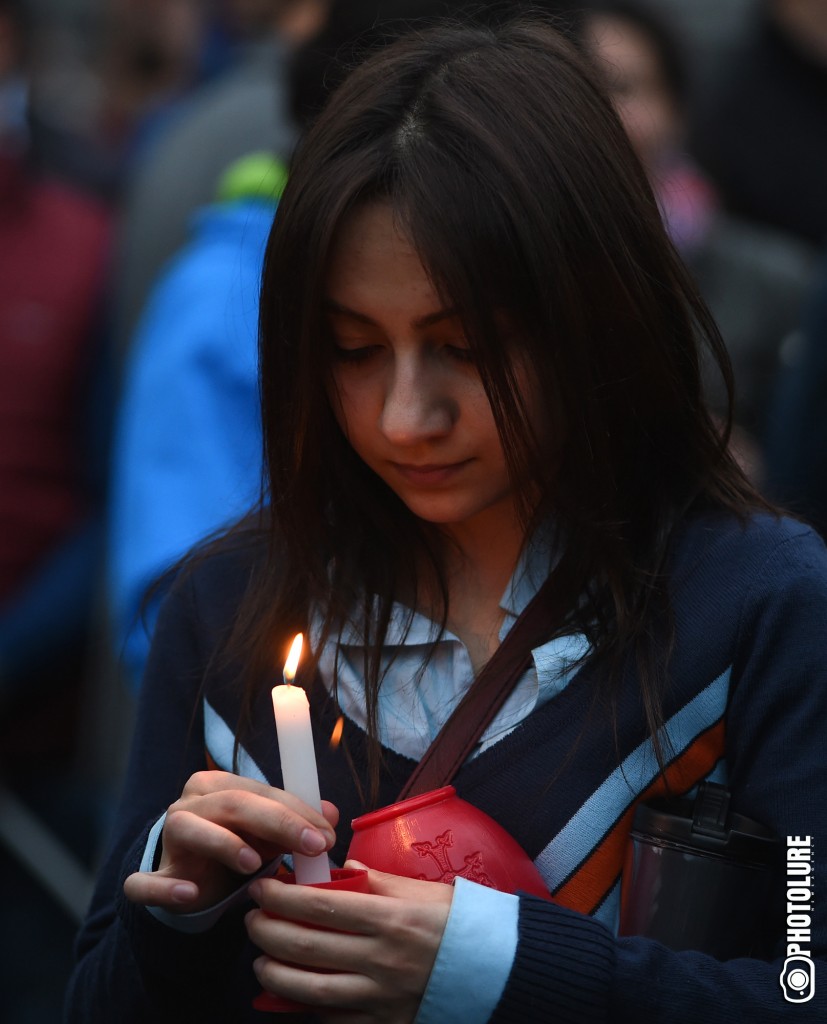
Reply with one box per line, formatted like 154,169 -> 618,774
390,460 -> 471,485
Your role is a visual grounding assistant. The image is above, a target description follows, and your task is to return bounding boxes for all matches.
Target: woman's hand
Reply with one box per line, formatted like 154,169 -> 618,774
245,861 -> 453,1024
123,771 -> 339,912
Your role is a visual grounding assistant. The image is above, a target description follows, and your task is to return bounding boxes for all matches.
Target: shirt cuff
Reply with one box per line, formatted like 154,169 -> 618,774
140,812 -> 284,934
416,877 -> 518,1024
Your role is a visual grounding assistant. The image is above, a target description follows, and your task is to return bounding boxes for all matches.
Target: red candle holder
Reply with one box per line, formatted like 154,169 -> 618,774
347,785 -> 550,899
252,867 -> 370,1014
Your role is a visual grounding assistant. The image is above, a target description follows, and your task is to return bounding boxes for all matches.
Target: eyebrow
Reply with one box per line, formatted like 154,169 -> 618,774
323,298 -> 461,330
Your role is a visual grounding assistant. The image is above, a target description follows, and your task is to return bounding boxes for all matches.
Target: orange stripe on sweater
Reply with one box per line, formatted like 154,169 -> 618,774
205,749 -> 220,772
553,717 -> 725,915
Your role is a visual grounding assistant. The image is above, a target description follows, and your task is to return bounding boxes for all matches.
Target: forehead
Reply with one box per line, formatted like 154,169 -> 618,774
325,201 -> 443,318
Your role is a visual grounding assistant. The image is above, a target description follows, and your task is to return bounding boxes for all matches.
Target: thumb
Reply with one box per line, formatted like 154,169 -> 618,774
344,860 -> 452,900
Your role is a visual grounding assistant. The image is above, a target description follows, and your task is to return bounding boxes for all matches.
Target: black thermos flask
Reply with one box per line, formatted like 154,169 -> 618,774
619,782 -> 782,959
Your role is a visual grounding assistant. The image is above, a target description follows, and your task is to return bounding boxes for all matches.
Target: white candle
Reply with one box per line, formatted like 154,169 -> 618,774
271,634 -> 332,884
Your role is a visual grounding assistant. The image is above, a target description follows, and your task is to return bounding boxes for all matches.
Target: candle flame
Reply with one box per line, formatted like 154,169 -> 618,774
283,632 -> 303,683
329,715 -> 344,750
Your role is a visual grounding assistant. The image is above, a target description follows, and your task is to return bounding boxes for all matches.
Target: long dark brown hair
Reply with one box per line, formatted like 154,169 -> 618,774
226,17 -> 770,797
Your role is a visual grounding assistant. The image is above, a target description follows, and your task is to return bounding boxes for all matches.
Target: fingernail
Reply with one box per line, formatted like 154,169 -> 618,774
248,880 -> 263,903
171,883 -> 197,903
238,846 -> 261,873
300,828 -> 327,854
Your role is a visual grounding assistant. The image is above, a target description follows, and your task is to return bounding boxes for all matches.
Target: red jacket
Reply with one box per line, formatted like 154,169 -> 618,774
0,155 -> 110,603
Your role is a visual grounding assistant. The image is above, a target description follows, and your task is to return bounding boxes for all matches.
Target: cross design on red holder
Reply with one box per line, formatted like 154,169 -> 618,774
411,829 -> 495,887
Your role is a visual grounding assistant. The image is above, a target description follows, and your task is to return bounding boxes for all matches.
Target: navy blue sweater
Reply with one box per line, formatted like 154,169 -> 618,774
66,513 -> 827,1021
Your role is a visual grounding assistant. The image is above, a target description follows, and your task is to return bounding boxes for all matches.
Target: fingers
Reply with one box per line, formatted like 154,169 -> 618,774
249,878 -> 381,935
252,956 -> 375,1012
247,899 -> 439,1019
246,910 -> 372,973
248,875 -> 453,939
162,807 -> 269,875
126,774 -> 340,914
123,870 -> 200,908
246,876 -> 450,1019
181,771 -> 337,838
343,861 -> 454,903
162,787 -> 337,869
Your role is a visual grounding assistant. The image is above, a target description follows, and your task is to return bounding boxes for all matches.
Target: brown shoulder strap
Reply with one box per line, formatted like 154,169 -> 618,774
398,576 -> 564,800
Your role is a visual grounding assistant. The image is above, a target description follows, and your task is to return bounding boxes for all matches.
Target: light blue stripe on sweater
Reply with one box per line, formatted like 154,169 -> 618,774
593,877 -> 621,932
203,698 -> 268,782
535,667 -> 731,889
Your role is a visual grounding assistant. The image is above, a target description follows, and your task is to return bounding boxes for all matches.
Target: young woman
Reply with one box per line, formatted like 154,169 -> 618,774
67,18 -> 827,1023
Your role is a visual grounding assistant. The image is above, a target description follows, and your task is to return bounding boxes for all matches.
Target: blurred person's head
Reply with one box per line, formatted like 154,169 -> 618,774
217,0 -> 331,47
581,1 -> 688,174
102,0 -> 205,117
770,0 -> 827,63
580,4 -> 720,253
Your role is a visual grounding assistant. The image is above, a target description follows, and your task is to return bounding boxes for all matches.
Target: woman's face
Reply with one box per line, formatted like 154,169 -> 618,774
324,201 -> 539,542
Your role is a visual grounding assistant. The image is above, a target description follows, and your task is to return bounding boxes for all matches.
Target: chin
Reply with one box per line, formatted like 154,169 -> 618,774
397,492 -> 506,529
403,502 -> 475,526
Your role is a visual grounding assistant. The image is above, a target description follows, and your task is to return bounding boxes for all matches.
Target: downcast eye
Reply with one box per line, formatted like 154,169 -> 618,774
332,345 -> 379,364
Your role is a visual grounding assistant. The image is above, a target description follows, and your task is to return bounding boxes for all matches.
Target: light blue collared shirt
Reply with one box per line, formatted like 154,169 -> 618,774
312,528 -> 588,762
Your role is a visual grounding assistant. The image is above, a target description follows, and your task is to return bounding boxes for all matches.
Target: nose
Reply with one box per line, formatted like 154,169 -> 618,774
379,357 -> 455,446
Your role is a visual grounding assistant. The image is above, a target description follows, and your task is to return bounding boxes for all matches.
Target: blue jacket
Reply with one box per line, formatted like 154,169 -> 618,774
108,199 -> 275,687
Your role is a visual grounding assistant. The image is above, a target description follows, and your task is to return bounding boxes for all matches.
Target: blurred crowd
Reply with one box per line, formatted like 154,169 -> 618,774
0,0 -> 825,1020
